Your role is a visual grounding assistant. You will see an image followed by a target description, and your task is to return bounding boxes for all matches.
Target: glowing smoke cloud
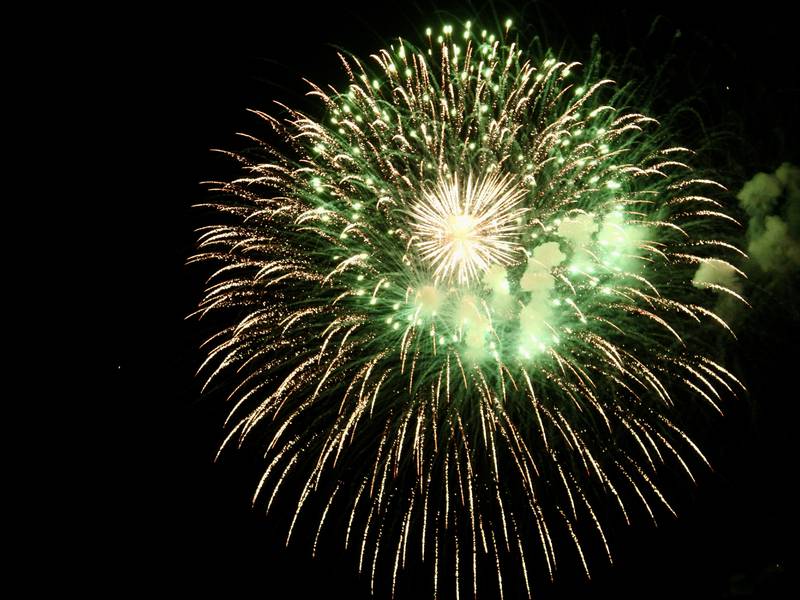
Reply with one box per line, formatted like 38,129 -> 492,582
738,163 -> 800,275
696,162 -> 800,323
192,19 -> 745,599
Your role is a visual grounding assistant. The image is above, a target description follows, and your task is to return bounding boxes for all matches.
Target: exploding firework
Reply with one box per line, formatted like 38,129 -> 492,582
192,18 -> 744,599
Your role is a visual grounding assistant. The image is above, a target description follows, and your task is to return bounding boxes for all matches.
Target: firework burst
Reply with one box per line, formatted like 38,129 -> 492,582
411,171 -> 528,285
192,18 -> 744,599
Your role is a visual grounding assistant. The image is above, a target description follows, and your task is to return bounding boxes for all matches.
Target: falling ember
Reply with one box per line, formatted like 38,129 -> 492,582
192,17 -> 744,600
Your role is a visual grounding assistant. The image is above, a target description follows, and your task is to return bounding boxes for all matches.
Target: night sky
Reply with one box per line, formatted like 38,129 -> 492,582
114,1 -> 796,597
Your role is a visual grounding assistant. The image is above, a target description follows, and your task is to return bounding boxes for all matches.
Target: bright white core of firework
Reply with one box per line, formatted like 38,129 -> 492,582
411,172 -> 528,284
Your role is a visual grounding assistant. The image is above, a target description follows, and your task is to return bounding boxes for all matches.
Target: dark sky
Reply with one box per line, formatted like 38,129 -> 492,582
113,1 -> 796,598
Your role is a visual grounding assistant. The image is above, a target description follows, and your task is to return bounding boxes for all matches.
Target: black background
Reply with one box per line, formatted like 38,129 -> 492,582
112,1 -> 796,597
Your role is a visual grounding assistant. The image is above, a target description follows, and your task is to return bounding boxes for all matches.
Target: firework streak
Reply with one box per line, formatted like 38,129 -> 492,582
192,20 -> 744,599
